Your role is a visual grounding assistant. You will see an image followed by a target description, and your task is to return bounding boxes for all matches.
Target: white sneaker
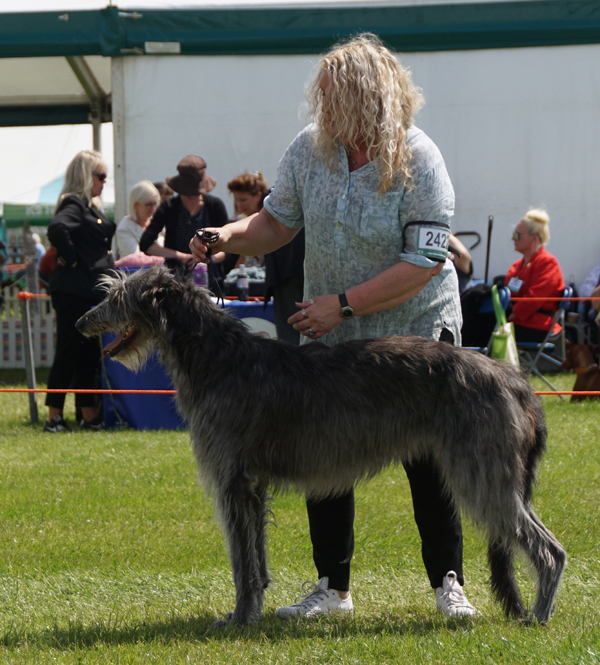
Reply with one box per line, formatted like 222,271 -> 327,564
274,577 -> 354,618
435,571 -> 478,617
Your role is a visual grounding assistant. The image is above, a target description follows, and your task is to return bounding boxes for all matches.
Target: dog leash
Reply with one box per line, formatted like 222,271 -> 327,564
190,229 -> 226,308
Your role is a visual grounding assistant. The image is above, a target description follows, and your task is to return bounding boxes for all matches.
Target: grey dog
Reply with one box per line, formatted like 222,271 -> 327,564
76,267 -> 566,626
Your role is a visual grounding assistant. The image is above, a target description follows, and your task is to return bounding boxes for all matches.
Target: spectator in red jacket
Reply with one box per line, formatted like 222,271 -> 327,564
505,209 -> 565,342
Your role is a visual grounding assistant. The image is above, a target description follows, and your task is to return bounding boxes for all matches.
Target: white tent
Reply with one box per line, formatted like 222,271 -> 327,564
1,0 -> 600,284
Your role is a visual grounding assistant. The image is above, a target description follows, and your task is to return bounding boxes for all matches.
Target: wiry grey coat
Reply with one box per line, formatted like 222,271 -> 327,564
76,267 -> 566,626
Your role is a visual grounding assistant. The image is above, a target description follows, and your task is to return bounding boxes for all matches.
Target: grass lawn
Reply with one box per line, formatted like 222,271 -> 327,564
0,369 -> 599,663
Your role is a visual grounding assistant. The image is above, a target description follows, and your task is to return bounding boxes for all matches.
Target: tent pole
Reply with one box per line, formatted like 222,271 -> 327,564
111,57 -> 128,225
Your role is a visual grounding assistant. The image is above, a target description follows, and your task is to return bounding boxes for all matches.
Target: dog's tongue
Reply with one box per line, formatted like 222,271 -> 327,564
102,331 -> 127,357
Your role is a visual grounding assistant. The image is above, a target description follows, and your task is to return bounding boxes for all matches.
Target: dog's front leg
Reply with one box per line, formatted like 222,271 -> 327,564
214,472 -> 265,626
250,480 -> 271,617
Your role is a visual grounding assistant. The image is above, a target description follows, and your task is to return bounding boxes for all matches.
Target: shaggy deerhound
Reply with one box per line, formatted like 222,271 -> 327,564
76,267 -> 566,625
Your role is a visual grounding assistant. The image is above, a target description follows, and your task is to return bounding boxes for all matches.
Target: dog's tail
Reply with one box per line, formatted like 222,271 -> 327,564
523,397 -> 548,505
488,391 -> 549,619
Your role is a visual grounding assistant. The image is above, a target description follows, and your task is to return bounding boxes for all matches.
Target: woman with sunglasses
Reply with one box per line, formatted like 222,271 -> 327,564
114,180 -> 161,259
505,208 -> 565,342
44,150 -> 116,432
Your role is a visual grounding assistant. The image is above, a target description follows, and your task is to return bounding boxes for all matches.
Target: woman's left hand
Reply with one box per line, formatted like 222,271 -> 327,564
287,294 -> 344,340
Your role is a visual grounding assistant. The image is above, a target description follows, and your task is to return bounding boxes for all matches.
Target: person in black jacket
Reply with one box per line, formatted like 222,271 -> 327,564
44,150 -> 116,433
140,156 -> 229,292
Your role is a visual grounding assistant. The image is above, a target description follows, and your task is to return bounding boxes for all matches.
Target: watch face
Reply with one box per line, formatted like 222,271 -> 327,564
341,306 -> 354,319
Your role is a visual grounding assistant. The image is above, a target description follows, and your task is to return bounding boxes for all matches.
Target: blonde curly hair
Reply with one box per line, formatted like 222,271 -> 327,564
307,33 -> 424,194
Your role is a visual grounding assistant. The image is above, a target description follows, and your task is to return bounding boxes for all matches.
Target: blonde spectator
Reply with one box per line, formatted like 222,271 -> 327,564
114,181 -> 160,258
505,208 -> 565,342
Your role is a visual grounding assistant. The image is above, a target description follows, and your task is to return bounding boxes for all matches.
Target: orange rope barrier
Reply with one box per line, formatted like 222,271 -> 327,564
0,388 -> 598,396
16,292 -> 50,300
0,389 -> 176,394
510,296 -> 592,301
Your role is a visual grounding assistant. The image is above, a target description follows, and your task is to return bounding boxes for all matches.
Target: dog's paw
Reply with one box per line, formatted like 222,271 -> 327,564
211,618 -> 232,629
211,612 -> 240,629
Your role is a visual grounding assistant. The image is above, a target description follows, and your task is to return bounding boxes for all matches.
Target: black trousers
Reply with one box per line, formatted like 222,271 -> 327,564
272,276 -> 304,346
513,323 -> 549,343
306,328 -> 463,592
306,458 -> 463,591
45,292 -> 101,410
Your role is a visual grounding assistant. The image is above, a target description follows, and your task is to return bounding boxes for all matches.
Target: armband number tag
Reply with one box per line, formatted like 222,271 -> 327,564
416,227 -> 450,261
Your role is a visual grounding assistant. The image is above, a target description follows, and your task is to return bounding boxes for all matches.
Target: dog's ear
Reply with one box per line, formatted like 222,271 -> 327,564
139,268 -> 183,308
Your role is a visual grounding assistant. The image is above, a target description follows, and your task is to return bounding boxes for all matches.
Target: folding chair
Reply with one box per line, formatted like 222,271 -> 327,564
516,286 -> 573,393
464,285 -> 511,355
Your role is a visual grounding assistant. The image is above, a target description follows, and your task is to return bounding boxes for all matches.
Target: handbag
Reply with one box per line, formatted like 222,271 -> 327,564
490,285 -> 519,367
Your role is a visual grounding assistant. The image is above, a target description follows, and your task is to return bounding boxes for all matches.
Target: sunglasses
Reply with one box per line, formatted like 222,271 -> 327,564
144,201 -> 159,209
512,231 -> 531,241
93,172 -> 107,182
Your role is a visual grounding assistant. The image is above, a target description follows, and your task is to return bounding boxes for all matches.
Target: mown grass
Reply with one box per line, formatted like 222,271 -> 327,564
0,370 -> 599,663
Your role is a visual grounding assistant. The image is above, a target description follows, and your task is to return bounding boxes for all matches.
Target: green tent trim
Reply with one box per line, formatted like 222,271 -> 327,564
1,1 -> 599,59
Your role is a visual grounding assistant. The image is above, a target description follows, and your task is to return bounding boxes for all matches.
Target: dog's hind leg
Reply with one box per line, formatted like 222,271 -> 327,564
488,538 -> 527,619
515,506 -> 567,624
214,470 -> 266,625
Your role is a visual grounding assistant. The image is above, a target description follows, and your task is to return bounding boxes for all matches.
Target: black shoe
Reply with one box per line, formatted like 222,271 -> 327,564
43,415 -> 71,433
79,416 -> 104,431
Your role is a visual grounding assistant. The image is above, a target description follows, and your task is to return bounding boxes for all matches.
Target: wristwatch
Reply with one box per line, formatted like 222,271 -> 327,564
339,293 -> 355,319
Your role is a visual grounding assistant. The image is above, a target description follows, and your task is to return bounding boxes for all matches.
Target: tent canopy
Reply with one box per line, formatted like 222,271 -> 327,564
1,0 -> 600,127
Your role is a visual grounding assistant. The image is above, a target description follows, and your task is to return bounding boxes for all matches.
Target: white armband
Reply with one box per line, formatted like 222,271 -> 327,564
403,221 -> 451,263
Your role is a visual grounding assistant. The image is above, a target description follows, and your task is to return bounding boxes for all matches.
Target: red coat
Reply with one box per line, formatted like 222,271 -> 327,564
505,246 -> 565,333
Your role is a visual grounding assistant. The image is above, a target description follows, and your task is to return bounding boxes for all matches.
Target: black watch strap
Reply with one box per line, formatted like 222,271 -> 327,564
338,292 -> 355,319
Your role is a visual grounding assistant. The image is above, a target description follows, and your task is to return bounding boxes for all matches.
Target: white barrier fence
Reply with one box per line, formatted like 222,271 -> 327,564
1,284 -> 56,368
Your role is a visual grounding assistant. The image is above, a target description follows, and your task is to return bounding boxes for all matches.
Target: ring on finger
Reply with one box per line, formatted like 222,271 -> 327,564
301,309 -> 308,318
309,298 -> 315,305
308,328 -> 315,337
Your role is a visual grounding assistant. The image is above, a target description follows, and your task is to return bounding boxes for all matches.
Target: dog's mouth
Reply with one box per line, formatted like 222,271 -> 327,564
103,325 -> 138,358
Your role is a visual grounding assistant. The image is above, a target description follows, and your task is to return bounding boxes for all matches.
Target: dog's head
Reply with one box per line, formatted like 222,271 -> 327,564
562,341 -> 599,371
76,266 -> 196,371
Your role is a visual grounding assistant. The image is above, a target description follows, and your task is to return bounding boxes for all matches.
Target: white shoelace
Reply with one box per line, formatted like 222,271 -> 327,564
439,584 -> 471,609
292,581 -> 329,609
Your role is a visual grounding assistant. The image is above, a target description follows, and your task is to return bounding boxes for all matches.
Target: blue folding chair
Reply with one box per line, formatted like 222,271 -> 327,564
517,286 -> 573,393
464,285 -> 511,355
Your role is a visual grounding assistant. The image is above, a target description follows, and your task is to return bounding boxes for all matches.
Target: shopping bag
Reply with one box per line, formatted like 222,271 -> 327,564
490,322 -> 519,367
489,284 -> 519,367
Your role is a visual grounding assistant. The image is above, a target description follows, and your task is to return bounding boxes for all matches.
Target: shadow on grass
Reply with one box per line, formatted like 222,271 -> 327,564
0,610 -> 484,651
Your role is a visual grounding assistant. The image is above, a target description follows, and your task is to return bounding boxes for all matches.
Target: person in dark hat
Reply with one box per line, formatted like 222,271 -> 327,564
140,156 -> 229,289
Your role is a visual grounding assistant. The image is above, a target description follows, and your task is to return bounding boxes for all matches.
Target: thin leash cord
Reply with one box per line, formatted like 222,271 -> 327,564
187,254 -> 225,309
99,337 -> 127,428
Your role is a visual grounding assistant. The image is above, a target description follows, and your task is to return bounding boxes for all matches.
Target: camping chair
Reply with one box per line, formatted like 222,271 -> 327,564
464,284 -> 511,355
516,286 -> 573,393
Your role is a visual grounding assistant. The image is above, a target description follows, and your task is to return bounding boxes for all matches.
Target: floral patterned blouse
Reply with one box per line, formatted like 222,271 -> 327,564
264,124 -> 462,346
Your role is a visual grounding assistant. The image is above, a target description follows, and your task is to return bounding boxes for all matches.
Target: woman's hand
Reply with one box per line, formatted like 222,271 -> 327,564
287,294 -> 344,340
189,227 -> 230,263
174,251 -> 196,267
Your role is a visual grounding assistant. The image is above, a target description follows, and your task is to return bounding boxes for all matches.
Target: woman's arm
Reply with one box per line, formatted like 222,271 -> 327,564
189,208 -> 299,262
448,235 -> 473,276
116,221 -> 141,258
145,242 -> 196,266
47,200 -> 82,267
140,203 -> 168,254
288,260 -> 444,339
